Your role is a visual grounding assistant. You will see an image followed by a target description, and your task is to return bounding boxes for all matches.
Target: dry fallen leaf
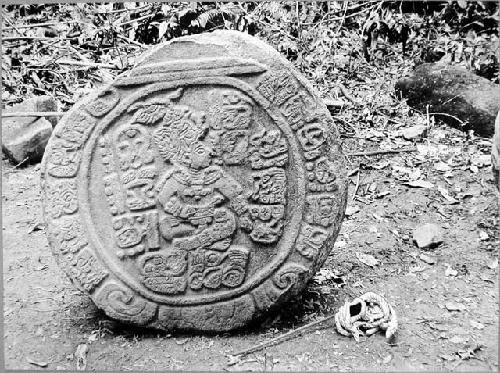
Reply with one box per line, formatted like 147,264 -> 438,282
405,180 -> 435,189
355,252 -> 379,267
75,344 -> 89,370
469,320 -> 485,330
487,258 -> 498,270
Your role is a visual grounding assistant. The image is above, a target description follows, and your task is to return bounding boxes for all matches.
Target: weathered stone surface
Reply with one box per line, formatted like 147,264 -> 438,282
396,63 -> 500,137
40,31 -> 348,331
2,96 -> 58,164
492,111 -> 500,190
413,223 -> 443,250
400,125 -> 427,140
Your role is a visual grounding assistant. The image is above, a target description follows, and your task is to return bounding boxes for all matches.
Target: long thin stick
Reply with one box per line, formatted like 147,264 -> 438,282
27,60 -> 119,69
346,147 -> 417,157
2,111 -> 64,118
2,21 -> 77,30
119,13 -> 154,27
428,112 -> 467,126
231,314 -> 336,358
56,60 -> 119,69
94,3 -> 152,15
2,36 -> 54,42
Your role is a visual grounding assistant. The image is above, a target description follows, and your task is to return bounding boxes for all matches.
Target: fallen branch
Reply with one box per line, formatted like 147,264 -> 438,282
338,83 -> 360,105
428,112 -> 467,127
116,33 -> 147,48
231,314 -> 336,358
118,13 -> 155,27
2,36 -> 54,42
346,147 -> 417,157
27,60 -> 120,69
2,21 -> 76,31
95,3 -> 152,15
2,111 -> 64,118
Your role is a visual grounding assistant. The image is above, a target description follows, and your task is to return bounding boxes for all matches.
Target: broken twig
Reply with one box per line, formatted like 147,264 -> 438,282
346,147 -> 417,157
231,314 -> 336,358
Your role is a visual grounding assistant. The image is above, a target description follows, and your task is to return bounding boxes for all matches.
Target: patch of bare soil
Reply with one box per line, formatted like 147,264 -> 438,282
3,114 -> 498,370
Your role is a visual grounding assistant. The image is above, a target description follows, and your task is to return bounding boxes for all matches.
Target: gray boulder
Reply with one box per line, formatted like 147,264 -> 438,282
2,96 -> 58,164
396,63 -> 500,137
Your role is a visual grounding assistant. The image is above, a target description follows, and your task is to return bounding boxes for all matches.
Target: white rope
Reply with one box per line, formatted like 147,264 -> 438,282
334,292 -> 398,341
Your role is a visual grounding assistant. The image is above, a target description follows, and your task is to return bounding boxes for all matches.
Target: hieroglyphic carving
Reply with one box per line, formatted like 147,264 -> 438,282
46,139 -> 82,178
257,71 -> 298,106
208,90 -> 253,165
305,156 -> 337,193
65,247 -> 109,292
47,110 -> 96,177
53,111 -> 95,145
188,247 -> 248,290
297,122 -> 327,160
295,223 -> 328,260
112,211 -> 160,258
85,88 -> 120,117
251,167 -> 286,204
139,251 -> 188,294
248,129 -> 288,170
45,179 -> 78,219
160,294 -> 255,331
47,216 -> 108,292
98,126 -> 161,259
243,204 -> 285,244
305,194 -> 338,228
152,101 -> 250,291
115,126 -> 157,210
94,280 -> 157,325
48,216 -> 88,257
257,71 -> 318,131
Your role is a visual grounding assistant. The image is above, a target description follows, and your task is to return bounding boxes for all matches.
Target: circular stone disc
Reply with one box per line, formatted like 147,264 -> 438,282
41,31 -> 348,331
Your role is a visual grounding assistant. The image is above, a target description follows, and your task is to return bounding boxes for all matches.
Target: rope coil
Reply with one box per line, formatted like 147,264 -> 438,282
334,292 -> 398,341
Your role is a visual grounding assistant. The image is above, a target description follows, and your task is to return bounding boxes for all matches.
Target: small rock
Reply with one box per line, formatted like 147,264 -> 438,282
434,162 -> 451,172
405,180 -> 435,189
401,125 -> 427,140
449,335 -> 468,344
445,265 -> 458,277
2,96 -> 58,164
75,344 -> 89,370
355,252 -> 379,267
419,254 -> 436,265
27,357 -> 48,368
470,154 -> 492,167
445,301 -> 466,312
470,320 -> 485,330
478,230 -> 489,241
345,205 -> 360,217
487,258 -> 498,269
413,223 -> 444,249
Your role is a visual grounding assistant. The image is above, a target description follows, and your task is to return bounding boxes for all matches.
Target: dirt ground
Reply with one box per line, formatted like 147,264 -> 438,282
2,116 -> 499,371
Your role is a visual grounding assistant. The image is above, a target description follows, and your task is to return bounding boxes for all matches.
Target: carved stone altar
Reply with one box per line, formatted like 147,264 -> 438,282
41,31 -> 348,331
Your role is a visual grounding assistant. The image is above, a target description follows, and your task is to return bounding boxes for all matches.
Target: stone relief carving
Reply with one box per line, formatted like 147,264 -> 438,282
41,31 -> 347,332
